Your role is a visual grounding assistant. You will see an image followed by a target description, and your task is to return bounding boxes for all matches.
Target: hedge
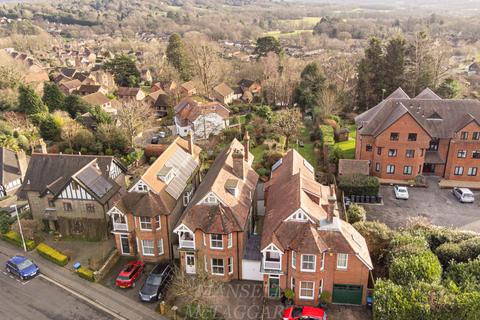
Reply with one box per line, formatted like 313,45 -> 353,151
320,125 -> 334,146
389,250 -> 442,286
338,174 -> 380,196
1,230 -> 36,251
36,243 -> 69,266
77,266 -> 95,282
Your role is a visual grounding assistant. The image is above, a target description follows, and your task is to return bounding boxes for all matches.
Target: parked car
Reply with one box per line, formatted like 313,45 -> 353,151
452,187 -> 475,203
394,185 -> 409,200
139,263 -> 173,302
6,256 -> 39,280
283,306 -> 327,320
115,260 -> 145,289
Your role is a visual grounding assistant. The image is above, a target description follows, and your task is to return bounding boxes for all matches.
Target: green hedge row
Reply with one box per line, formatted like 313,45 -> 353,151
77,267 -> 95,282
338,174 -> 380,196
1,231 -> 36,251
320,125 -> 334,146
36,243 -> 69,266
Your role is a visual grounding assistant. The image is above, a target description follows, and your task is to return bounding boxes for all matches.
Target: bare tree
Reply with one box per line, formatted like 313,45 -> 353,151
261,53 -> 300,107
61,119 -> 82,150
117,101 -> 155,147
316,87 -> 341,120
187,35 -> 222,97
169,266 -> 223,305
272,108 -> 303,150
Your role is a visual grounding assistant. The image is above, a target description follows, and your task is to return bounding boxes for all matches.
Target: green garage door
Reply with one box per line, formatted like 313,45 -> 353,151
332,284 -> 363,305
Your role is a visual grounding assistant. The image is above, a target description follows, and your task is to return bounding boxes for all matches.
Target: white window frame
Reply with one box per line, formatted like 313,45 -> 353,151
211,258 -> 224,275
227,233 -> 233,248
386,164 -> 395,174
337,253 -> 348,270
183,189 -> 192,206
291,277 -> 295,293
319,279 -> 324,295
142,240 -> 154,256
155,215 -> 161,230
204,255 -> 208,272
210,234 -> 223,249
203,233 -> 206,246
454,166 -> 464,176
468,167 -> 478,176
291,251 -> 296,269
157,238 -> 164,255
228,257 -> 233,274
301,254 -> 316,272
299,281 -> 315,300
403,166 -> 412,175
139,217 -> 152,230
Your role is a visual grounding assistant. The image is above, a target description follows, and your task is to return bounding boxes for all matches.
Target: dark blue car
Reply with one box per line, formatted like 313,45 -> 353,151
6,256 -> 39,280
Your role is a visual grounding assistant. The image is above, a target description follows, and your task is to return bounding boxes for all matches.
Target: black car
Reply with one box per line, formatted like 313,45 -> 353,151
139,263 -> 173,302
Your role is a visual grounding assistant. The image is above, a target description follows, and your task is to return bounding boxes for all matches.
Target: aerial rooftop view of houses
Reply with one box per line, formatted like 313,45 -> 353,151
1,1 -> 480,320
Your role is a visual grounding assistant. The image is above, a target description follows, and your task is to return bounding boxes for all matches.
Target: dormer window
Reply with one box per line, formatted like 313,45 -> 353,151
225,179 -> 239,197
204,193 -> 218,204
157,166 -> 176,183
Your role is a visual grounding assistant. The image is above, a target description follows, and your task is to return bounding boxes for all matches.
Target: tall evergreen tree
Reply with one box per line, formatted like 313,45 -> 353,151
294,62 -> 325,113
436,78 -> 460,99
356,37 -> 385,112
166,33 -> 192,82
18,84 -> 48,115
254,36 -> 282,57
104,54 -> 140,87
64,95 -> 92,118
384,36 -> 407,95
42,82 -> 65,112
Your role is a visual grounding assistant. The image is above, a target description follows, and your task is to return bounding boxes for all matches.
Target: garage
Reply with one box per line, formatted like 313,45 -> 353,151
332,284 -> 363,305
241,260 -> 263,281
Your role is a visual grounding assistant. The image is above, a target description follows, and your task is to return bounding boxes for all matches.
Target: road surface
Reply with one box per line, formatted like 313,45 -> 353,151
0,253 -> 114,320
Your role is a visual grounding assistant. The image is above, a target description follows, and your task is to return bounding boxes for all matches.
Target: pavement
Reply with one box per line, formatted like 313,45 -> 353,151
365,178 -> 480,233
0,252 -> 114,320
0,241 -> 166,320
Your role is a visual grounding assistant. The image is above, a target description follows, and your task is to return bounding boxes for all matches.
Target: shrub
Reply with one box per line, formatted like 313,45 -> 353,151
446,258 -> 480,291
0,213 -> 9,234
77,266 -> 95,282
353,221 -> 393,268
338,174 -> 379,196
36,243 -> 69,266
256,167 -> 270,177
390,232 -> 429,258
435,242 -> 464,267
346,204 -> 366,223
1,230 -> 36,250
407,222 -> 476,251
319,125 -> 334,145
389,250 -> 442,286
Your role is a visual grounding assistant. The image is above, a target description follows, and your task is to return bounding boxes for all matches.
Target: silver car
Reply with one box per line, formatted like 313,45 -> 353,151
452,187 -> 475,203
394,185 -> 409,200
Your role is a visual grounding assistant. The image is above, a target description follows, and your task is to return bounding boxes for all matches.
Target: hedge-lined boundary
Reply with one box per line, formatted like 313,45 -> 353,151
338,174 -> 380,196
36,243 -> 69,266
1,231 -> 36,251
77,267 -> 95,282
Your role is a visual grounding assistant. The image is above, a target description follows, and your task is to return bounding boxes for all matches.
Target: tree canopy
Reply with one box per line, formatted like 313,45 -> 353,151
104,54 -> 140,87
254,36 -> 282,57
18,84 -> 48,115
166,33 -> 193,82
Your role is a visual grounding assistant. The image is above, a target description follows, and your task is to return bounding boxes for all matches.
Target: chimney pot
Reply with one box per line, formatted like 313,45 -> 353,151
187,131 -> 194,156
327,195 -> 336,223
243,131 -> 250,162
232,149 -> 245,180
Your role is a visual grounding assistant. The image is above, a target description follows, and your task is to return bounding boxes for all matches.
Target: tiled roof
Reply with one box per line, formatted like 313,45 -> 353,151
0,148 -> 29,185
213,83 -> 234,97
174,97 -> 230,125
82,92 -> 109,106
117,87 -> 141,96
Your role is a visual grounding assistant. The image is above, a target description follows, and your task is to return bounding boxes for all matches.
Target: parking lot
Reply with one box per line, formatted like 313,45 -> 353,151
365,179 -> 480,233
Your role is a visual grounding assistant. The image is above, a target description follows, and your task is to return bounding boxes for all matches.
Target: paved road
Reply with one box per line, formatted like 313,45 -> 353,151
0,253 -> 114,320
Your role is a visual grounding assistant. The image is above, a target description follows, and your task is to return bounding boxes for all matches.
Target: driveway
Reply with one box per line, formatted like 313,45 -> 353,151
365,178 -> 480,233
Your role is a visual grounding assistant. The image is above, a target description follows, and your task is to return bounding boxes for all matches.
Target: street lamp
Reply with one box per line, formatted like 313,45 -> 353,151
11,204 -> 27,252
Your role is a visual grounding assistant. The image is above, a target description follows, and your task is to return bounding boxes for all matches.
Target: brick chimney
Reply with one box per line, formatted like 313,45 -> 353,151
326,195 -> 336,223
232,149 -> 245,180
15,150 -> 28,178
243,131 -> 250,162
187,131 -> 194,156
32,139 -> 47,154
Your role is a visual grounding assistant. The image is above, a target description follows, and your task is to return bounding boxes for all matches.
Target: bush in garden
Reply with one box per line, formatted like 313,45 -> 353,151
389,250 -> 442,286
446,258 -> 480,291
353,221 -> 393,267
2,230 -> 36,250
346,203 -> 366,223
36,243 -> 69,266
338,174 -> 380,196
181,302 -> 217,320
436,237 -> 480,267
0,213 -> 9,234
407,222 -> 476,251
77,266 -> 95,282
389,232 -> 429,258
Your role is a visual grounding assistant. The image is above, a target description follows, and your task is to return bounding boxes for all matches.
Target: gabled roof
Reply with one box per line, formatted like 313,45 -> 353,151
177,139 -> 258,234
60,68 -> 77,78
181,81 -> 196,91
174,97 -> 230,125
117,87 -> 141,96
114,191 -> 171,217
82,92 -> 110,106
22,154 -> 125,202
78,84 -> 101,94
60,79 -> 82,90
261,149 -> 372,270
213,83 -> 234,97
355,87 -> 480,139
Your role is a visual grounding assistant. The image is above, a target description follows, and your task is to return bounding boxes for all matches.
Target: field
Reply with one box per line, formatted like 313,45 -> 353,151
263,29 -> 313,38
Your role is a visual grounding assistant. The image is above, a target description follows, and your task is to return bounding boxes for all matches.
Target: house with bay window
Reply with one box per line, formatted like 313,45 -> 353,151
261,150 -> 372,305
108,136 -> 202,262
174,135 -> 259,281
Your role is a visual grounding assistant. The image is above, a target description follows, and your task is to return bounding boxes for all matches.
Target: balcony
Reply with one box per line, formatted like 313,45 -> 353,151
263,260 -> 281,270
179,239 -> 195,249
113,223 -> 128,231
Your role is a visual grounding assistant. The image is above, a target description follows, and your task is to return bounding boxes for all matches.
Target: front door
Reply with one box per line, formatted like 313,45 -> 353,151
120,235 -> 130,255
268,275 -> 280,298
185,253 -> 196,274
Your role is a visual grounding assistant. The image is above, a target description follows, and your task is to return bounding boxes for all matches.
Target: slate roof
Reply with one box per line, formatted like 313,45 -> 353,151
78,84 -> 101,95
61,79 -> 82,90
355,87 -> 480,139
0,148 -> 29,185
115,191 -> 171,217
82,92 -> 110,106
117,87 -> 141,97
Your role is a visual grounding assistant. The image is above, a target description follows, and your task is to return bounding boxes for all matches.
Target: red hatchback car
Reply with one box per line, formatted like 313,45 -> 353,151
283,306 -> 328,320
115,260 -> 145,289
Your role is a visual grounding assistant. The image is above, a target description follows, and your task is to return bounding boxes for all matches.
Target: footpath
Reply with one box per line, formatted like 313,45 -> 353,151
0,241 -> 166,320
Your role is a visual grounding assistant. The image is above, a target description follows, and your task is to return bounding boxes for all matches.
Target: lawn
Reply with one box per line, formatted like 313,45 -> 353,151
251,144 -> 266,165
334,124 -> 357,159
262,29 -> 313,38
292,127 -> 317,166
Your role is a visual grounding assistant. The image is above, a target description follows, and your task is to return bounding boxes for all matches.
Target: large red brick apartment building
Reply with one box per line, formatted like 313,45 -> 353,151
355,87 -> 480,181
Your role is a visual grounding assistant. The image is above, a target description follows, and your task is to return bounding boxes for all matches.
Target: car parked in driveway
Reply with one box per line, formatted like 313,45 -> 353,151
283,306 -> 327,320
139,263 -> 173,302
394,185 -> 409,200
6,256 -> 39,280
452,187 -> 475,203
115,260 -> 145,289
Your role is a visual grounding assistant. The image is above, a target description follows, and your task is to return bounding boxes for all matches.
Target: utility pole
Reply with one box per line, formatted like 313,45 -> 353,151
11,204 -> 27,252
